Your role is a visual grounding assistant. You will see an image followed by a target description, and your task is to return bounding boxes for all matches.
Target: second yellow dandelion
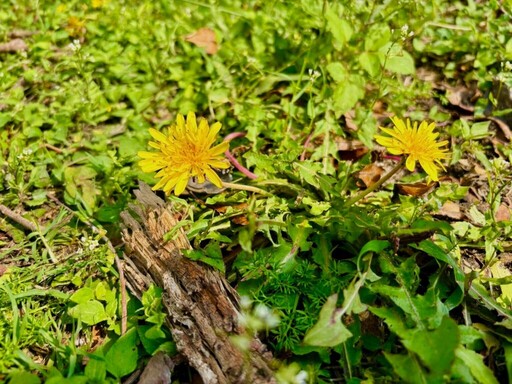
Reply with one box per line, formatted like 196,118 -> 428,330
375,117 -> 450,181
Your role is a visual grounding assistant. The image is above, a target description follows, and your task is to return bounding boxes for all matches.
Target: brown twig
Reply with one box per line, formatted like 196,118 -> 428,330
47,194 -> 128,335
0,203 -> 38,232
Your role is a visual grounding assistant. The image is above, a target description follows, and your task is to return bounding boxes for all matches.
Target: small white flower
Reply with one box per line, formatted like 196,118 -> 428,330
295,370 -> 308,384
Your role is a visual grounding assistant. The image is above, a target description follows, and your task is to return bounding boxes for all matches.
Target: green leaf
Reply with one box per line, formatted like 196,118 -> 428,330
84,353 -> 107,383
384,352 -> 427,384
455,347 -> 499,384
326,9 -> 353,47
380,43 -> 415,75
365,24 -> 391,51
7,371 -> 41,384
287,219 -> 313,252
70,287 -> 95,304
183,242 -> 225,273
359,52 -> 381,77
68,300 -> 108,325
304,294 -> 352,347
401,317 -> 459,374
326,62 -> 347,83
332,81 -> 365,116
105,328 -> 139,378
359,240 -> 390,258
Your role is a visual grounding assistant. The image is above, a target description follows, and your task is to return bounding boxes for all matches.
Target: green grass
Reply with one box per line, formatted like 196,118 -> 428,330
1,0 -> 512,382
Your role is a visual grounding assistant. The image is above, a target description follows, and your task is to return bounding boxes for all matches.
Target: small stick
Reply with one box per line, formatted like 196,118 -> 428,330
0,204 -> 38,232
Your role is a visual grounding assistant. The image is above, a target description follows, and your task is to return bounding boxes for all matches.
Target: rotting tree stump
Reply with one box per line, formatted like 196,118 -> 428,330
120,182 -> 276,384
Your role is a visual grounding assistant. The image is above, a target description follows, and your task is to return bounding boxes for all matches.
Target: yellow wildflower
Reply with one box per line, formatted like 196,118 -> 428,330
375,116 -> 450,181
138,112 -> 230,196
92,0 -> 107,8
66,16 -> 86,37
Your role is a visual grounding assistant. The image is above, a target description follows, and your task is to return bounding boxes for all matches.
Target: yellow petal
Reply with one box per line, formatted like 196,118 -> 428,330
174,174 -> 190,196
149,128 -> 168,143
204,167 -> 223,188
405,155 -> 416,172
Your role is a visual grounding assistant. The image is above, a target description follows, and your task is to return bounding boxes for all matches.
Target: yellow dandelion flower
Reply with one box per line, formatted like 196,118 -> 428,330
138,112 -> 230,196
375,116 -> 450,181
92,0 -> 107,8
66,16 -> 86,37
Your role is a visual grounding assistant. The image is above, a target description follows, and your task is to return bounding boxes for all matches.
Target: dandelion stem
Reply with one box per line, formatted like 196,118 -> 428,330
344,158 -> 405,207
222,182 -> 269,195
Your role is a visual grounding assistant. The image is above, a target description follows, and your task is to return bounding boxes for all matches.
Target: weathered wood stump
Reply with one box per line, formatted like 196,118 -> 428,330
120,182 -> 276,384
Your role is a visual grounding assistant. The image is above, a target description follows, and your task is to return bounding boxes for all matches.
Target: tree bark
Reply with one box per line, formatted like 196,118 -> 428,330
120,182 -> 276,384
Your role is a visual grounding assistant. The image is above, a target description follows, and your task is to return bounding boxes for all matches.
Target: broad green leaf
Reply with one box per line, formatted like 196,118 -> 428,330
68,300 -> 108,325
332,81 -> 365,116
287,219 -> 313,252
401,317 -> 459,374
359,240 -> 390,258
365,24 -> 391,51
371,284 -> 447,328
183,242 -> 225,273
326,62 -> 347,83
326,9 -> 353,47
304,294 -> 352,347
359,52 -> 381,77
342,280 -> 366,315
384,352 -> 427,384
105,328 -> 139,378
84,353 -> 107,383
370,306 -> 408,339
455,347 -> 499,384
380,43 -> 415,75
70,287 -> 95,304
7,371 -> 41,384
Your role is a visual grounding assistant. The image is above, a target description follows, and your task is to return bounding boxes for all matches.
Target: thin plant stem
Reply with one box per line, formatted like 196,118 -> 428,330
222,181 -> 269,195
344,158 -> 405,207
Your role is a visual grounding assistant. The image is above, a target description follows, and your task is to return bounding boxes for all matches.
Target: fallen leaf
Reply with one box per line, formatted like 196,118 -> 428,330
336,138 -> 369,161
436,201 -> 463,220
445,85 -> 476,112
495,204 -> 511,222
488,116 -> 512,141
356,163 -> 383,188
395,182 -> 434,197
185,27 -> 218,54
0,38 -> 28,52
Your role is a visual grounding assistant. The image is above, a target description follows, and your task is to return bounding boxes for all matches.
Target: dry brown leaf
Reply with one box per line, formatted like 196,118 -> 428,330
0,38 -> 28,52
446,85 -> 476,112
495,203 -> 511,222
356,163 -> 383,188
344,111 -> 357,131
185,27 -> 218,54
488,116 -> 512,141
395,182 -> 435,197
436,201 -> 463,220
336,138 -> 369,161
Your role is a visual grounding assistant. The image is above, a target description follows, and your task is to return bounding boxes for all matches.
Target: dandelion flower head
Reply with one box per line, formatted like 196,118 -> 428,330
375,116 -> 450,181
138,112 -> 230,196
